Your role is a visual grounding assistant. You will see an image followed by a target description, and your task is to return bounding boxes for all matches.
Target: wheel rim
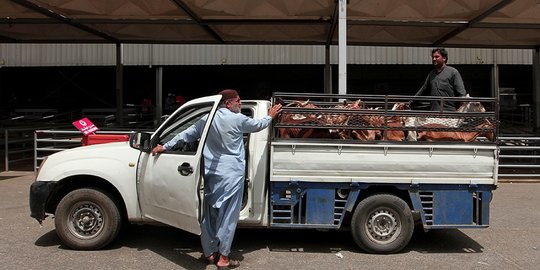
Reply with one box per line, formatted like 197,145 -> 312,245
67,201 -> 104,240
365,207 -> 401,244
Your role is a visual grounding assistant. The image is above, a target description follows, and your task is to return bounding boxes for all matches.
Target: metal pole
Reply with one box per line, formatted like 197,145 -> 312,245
492,63 -> 499,98
34,131 -> 37,173
4,129 -> 8,171
492,62 -> 500,137
155,67 -> 163,123
115,43 -> 124,127
338,0 -> 347,95
324,45 -> 332,94
533,47 -> 540,133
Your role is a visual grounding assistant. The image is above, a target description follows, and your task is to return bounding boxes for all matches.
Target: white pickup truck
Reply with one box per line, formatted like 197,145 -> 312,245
30,92 -> 499,254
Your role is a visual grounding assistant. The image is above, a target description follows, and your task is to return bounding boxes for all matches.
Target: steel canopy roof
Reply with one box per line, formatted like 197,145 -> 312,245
1,0 -> 539,48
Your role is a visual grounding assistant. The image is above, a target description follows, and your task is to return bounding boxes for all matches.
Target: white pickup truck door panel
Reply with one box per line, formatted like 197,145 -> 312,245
137,95 -> 221,235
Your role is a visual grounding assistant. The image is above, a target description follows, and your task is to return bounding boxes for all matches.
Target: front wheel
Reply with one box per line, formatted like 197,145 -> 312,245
54,188 -> 122,250
351,194 -> 414,254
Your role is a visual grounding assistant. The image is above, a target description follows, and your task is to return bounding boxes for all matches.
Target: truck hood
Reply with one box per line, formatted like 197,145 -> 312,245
37,141 -> 141,182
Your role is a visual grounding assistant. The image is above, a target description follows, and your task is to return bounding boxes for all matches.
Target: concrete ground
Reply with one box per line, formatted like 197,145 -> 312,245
1,171 -> 538,270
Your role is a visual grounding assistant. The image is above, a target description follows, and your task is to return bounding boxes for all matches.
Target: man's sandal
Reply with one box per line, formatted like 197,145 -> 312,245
217,259 -> 240,269
205,252 -> 218,265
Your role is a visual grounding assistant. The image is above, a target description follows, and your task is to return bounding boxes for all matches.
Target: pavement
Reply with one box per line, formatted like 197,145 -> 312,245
1,171 -> 539,270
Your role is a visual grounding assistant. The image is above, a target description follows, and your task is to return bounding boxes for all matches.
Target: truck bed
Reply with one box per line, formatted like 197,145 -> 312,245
271,140 -> 497,185
270,93 -> 499,185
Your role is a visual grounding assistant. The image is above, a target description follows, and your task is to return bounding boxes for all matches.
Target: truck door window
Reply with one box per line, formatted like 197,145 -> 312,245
158,104 -> 213,154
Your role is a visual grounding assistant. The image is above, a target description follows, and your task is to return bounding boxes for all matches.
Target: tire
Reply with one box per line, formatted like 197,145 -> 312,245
351,194 -> 414,254
54,188 -> 122,250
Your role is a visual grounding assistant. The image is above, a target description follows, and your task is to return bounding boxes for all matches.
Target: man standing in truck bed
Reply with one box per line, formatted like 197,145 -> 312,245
152,89 -> 282,268
415,48 -> 467,111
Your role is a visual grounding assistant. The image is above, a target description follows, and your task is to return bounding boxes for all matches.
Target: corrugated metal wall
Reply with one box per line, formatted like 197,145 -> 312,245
346,47 -> 533,65
124,44 -> 326,66
0,44 -> 116,66
0,44 -> 533,67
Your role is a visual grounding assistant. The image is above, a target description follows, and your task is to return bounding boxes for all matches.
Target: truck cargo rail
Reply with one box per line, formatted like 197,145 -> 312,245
272,92 -> 498,142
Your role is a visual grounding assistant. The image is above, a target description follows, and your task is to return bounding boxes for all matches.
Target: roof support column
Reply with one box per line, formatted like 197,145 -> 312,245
155,66 -> 163,124
533,47 -> 540,133
338,0 -> 347,95
491,64 -> 499,98
491,61 -> 500,135
115,43 -> 124,127
324,45 -> 332,94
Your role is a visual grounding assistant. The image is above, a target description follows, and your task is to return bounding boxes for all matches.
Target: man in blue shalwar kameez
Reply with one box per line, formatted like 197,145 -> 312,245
152,89 -> 282,269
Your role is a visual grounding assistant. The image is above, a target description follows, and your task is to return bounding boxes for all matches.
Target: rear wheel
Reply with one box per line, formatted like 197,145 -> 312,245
54,188 -> 122,250
351,194 -> 414,254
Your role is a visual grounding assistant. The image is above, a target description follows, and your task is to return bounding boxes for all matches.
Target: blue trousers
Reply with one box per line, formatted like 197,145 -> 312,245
200,185 -> 243,257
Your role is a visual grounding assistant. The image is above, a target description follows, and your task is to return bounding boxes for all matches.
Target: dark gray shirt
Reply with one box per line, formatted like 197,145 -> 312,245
415,65 -> 466,111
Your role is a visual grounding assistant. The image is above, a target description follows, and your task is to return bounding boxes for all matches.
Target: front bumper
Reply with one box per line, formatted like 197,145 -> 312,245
29,181 -> 56,223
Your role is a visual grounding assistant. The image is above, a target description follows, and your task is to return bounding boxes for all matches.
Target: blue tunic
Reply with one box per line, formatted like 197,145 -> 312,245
163,107 -> 272,256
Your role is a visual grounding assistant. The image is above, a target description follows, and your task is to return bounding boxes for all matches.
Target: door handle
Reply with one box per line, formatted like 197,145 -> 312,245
178,162 -> 193,176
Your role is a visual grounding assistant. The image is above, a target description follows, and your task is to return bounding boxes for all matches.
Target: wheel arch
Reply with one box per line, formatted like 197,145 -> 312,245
45,175 -> 127,221
356,185 -> 412,210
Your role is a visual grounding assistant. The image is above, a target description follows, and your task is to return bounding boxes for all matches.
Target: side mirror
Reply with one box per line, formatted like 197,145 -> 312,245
129,132 -> 152,153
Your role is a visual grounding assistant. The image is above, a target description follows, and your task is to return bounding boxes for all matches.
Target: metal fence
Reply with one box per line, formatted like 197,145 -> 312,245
2,127 -> 36,171
498,136 -> 540,178
33,130 -> 134,172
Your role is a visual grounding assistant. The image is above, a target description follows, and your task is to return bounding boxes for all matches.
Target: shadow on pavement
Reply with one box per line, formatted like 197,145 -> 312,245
405,227 -> 484,253
33,223 -> 483,269
34,230 -> 61,247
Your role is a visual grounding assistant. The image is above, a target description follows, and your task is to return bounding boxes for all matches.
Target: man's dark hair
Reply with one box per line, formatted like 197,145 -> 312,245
432,48 -> 448,63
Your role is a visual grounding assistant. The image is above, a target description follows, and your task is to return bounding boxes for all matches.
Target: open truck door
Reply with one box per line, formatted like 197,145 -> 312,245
134,95 -> 221,234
